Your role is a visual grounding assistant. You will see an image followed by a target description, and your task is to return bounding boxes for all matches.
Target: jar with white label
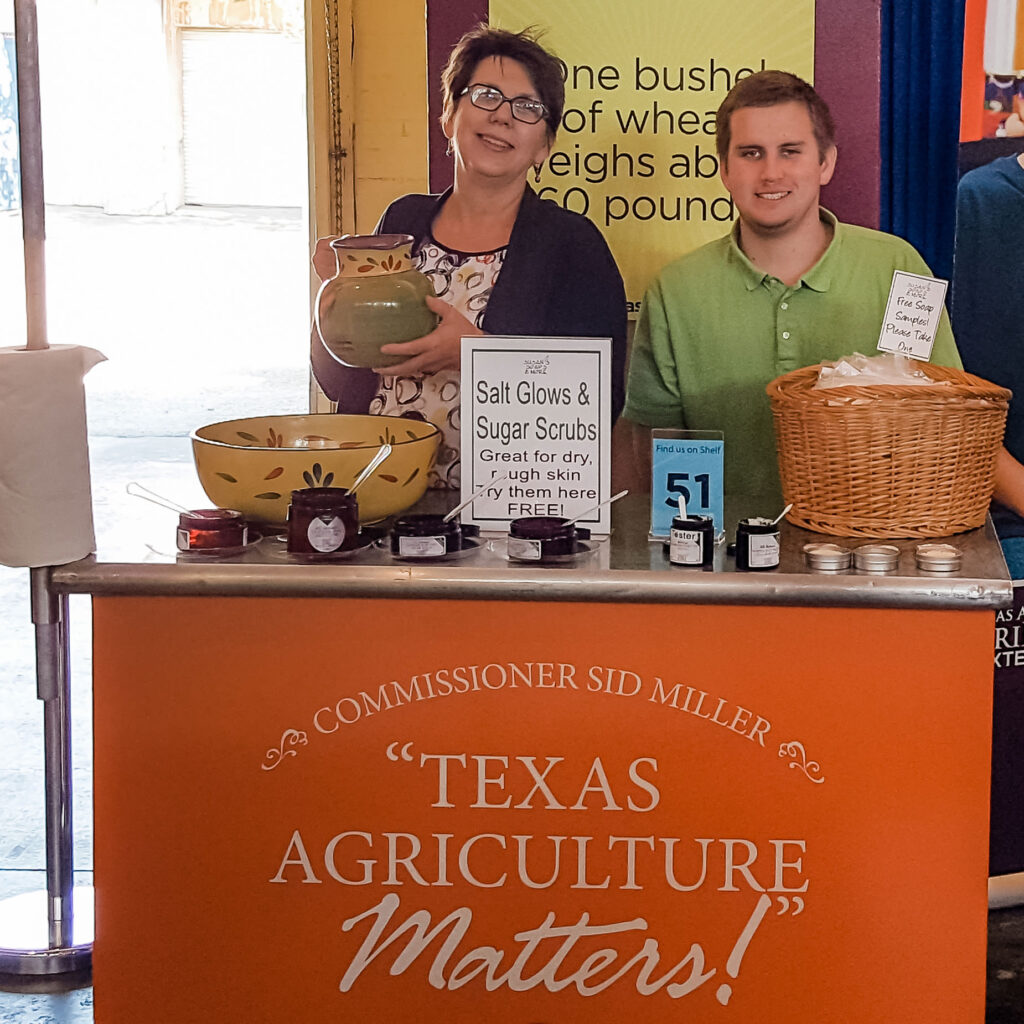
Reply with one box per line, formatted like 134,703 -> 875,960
286,487 -> 359,555
669,514 -> 714,567
507,516 -> 589,561
735,517 -> 780,571
391,514 -> 480,559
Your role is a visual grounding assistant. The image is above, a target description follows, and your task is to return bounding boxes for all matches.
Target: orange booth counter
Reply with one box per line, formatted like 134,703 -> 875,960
52,500 -> 1010,1023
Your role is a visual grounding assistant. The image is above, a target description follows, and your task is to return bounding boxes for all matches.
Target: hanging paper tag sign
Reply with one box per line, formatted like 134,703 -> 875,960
877,270 -> 948,361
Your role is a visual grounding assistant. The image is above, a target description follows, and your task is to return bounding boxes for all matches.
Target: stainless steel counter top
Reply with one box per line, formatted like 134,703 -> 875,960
49,495 -> 1012,610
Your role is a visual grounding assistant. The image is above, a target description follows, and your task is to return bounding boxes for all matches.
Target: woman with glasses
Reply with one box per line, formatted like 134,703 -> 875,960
313,24 -> 627,489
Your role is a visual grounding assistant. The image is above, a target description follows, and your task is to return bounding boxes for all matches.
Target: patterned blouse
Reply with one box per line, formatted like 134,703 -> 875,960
369,237 -> 506,490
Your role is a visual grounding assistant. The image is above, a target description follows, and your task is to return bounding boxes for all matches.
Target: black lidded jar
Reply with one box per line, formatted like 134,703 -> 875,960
508,516 -> 590,561
669,514 -> 714,567
735,516 -> 780,571
390,514 -> 479,558
287,487 -> 359,554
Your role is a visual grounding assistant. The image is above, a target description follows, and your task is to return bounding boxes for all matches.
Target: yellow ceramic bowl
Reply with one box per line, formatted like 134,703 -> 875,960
191,414 -> 440,525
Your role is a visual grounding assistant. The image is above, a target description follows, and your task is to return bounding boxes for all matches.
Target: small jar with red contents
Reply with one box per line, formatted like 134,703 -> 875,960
176,509 -> 248,552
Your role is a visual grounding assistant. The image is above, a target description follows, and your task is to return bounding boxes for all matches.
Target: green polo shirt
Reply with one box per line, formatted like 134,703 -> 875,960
623,210 -> 962,509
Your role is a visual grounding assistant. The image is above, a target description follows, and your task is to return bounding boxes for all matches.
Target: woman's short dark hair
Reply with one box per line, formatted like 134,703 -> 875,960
715,70 -> 836,164
441,25 -> 564,142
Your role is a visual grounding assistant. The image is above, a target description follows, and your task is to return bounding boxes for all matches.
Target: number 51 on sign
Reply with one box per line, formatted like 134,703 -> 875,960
650,430 -> 724,538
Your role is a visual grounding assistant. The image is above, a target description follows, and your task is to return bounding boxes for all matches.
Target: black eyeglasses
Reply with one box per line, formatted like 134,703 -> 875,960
459,85 -> 548,125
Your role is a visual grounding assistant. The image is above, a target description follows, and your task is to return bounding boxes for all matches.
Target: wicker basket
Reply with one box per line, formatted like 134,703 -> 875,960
767,362 -> 1011,538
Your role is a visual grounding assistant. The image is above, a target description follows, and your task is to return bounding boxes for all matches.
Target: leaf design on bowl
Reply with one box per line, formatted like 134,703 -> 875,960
264,467 -> 284,480
303,463 -> 329,488
254,491 -> 282,500
236,431 -> 259,443
302,435 -> 333,442
216,472 -> 238,483
402,467 -> 420,486
379,474 -> 398,483
337,441 -> 367,449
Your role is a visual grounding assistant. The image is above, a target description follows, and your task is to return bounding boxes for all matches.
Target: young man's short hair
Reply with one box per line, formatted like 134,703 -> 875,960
715,70 -> 836,163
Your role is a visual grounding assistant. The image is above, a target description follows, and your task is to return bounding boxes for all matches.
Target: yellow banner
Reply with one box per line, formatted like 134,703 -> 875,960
490,0 -> 815,310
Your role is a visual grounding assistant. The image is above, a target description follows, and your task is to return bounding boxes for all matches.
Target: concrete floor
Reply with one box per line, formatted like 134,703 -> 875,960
1,205 -> 1023,1021
989,907 -> 1024,1022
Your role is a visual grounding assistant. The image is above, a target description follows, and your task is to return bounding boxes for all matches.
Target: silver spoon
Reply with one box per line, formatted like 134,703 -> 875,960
443,471 -> 511,523
564,489 -> 629,527
348,443 -> 392,495
126,481 -> 214,517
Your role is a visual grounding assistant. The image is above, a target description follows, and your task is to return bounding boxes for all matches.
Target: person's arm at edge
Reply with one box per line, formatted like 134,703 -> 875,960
993,450 -> 1024,519
929,288 -> 1024,520
310,234 -> 379,410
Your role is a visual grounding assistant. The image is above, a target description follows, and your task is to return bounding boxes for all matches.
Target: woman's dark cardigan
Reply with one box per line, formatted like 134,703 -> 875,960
311,185 -> 628,419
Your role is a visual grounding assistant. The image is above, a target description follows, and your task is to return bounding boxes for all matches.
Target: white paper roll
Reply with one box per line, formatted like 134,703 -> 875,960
0,344 -> 106,568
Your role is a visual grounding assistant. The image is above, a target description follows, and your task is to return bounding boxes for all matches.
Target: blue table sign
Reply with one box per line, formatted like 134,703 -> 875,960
650,430 -> 724,538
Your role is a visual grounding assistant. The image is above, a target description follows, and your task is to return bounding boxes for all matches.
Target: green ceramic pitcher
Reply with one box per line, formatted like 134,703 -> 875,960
314,234 -> 437,369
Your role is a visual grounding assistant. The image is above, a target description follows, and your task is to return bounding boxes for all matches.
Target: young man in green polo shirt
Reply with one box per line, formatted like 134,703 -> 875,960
622,71 -> 996,512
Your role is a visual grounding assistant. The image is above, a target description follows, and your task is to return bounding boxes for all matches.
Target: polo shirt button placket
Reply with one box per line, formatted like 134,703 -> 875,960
778,291 -> 798,370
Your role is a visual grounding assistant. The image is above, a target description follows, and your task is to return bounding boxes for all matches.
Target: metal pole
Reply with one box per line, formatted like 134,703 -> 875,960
0,571 -> 93,976
31,571 -> 74,951
13,0 -> 47,351
0,0 -> 93,979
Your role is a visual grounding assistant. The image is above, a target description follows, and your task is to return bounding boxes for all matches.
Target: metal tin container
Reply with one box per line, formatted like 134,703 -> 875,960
915,542 -> 962,573
853,543 -> 901,573
286,487 -> 359,554
669,514 -> 714,567
176,509 -> 247,552
803,542 -> 852,571
735,517 -> 780,571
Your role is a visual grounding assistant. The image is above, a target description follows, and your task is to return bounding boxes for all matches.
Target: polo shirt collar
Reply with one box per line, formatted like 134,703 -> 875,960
727,208 -> 841,292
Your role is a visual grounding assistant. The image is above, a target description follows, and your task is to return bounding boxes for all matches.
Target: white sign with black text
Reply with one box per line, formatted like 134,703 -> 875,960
877,270 -> 948,360
460,337 -> 612,532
